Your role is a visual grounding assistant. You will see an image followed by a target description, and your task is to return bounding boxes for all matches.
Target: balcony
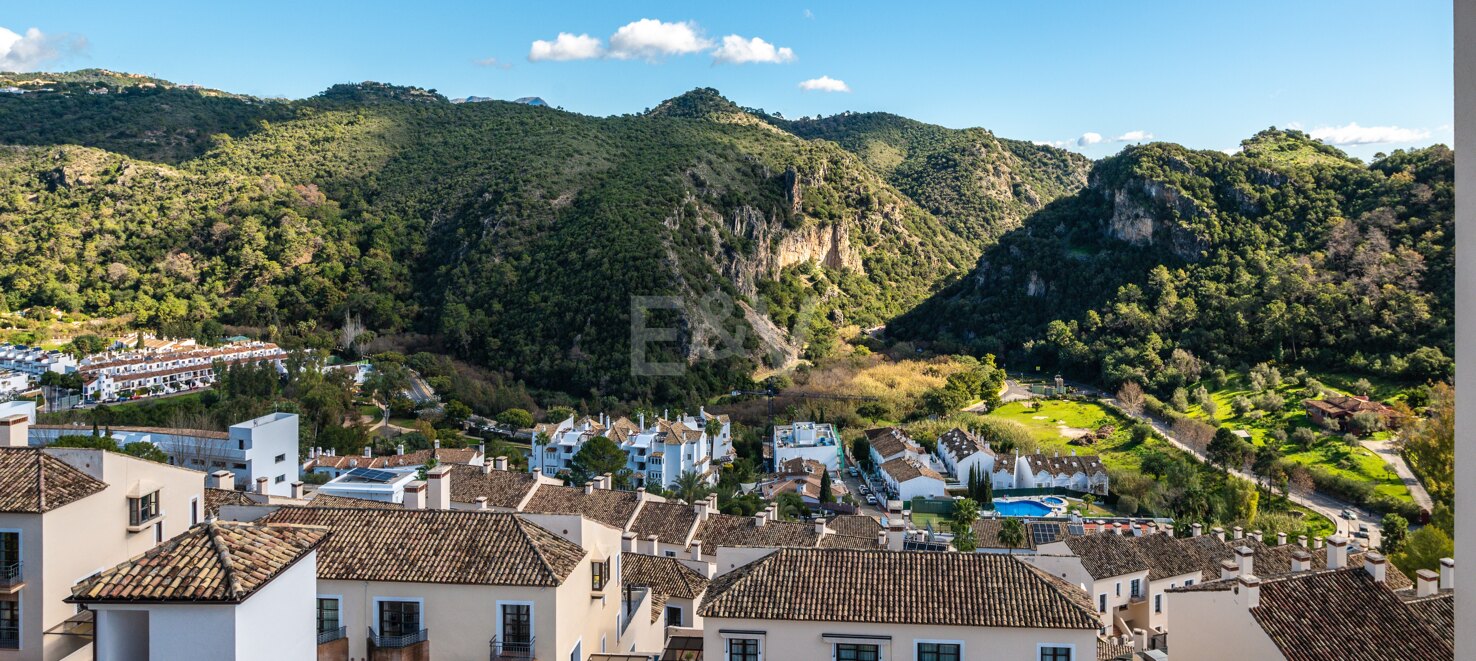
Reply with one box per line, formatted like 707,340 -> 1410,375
490,636 -> 535,659
0,625 -> 16,650
318,626 -> 347,644
0,562 -> 21,593
368,627 -> 428,649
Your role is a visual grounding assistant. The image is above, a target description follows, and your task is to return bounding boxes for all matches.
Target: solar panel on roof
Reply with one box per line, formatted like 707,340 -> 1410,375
1067,523 -> 1086,536
1030,524 -> 1059,546
345,467 -> 400,483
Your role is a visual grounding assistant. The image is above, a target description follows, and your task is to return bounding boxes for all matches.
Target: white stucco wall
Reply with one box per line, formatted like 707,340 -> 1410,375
233,552 -> 316,659
1166,589 -> 1284,661
702,618 -> 1097,661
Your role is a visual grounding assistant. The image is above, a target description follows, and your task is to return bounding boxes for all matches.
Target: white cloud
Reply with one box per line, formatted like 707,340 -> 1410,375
798,76 -> 850,92
528,33 -> 604,62
0,26 -> 86,72
473,56 -> 512,69
1076,132 -> 1103,147
1114,130 -> 1153,142
713,35 -> 794,64
608,19 -> 710,60
804,9 -> 815,19
1307,122 -> 1431,145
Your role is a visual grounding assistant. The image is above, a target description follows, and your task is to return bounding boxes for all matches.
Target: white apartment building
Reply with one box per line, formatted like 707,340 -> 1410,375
866,427 -> 921,467
0,431 -> 206,660
771,421 -> 842,472
935,427 -> 997,480
0,346 -> 76,380
700,548 -> 1100,661
531,412 -> 722,488
1015,453 -> 1110,495
877,457 -> 947,502
0,373 -> 27,398
28,412 -> 301,498
78,341 -> 286,402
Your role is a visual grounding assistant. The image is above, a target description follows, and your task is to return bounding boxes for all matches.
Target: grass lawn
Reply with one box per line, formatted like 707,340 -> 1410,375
910,512 -> 947,529
1180,374 -> 1413,503
987,400 -> 1147,472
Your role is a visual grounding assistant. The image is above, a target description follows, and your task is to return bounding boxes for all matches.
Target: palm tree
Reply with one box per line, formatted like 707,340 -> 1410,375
674,471 -> 709,505
998,518 -> 1026,554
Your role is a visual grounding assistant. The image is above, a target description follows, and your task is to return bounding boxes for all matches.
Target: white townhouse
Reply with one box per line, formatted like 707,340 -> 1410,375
78,340 -> 286,402
0,372 -> 28,397
0,345 -> 76,380
865,427 -> 921,467
935,428 -> 996,481
531,413 -> 719,488
1014,452 -> 1109,495
699,548 -> 1100,661
771,421 -> 843,472
878,457 -> 947,502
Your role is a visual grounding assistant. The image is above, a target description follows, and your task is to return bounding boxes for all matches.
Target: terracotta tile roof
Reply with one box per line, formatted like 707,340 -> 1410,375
694,513 -> 820,549
1173,537 -> 1413,591
623,552 -> 710,622
938,428 -> 990,460
817,533 -> 880,550
1250,569 -> 1451,661
70,521 -> 326,603
445,464 -> 539,508
776,457 -> 827,476
260,507 -> 585,586
700,548 -> 1098,629
0,448 -> 108,513
1097,638 -> 1135,661
523,485 -> 642,529
204,487 -> 257,517
880,456 -> 943,483
759,474 -> 847,501
1403,593 -> 1453,644
1063,533 -> 1152,579
306,447 -> 482,472
1134,532 -> 1212,580
1023,453 -> 1107,477
828,514 -> 882,539
629,501 -> 698,546
31,423 -> 229,440
866,428 -> 919,459
304,493 -> 404,510
972,519 -> 1067,551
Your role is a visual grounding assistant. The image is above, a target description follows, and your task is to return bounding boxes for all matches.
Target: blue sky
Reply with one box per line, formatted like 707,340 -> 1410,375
2,1 -> 1452,158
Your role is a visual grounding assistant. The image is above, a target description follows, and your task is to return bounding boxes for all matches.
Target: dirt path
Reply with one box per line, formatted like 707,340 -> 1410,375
1361,438 -> 1434,511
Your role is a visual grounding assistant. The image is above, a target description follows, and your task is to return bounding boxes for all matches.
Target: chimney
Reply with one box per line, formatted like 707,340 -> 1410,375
645,534 -> 660,555
754,511 -> 767,527
1220,559 -> 1240,581
1314,537 -> 1324,550
1213,527 -> 1226,542
426,464 -> 451,510
690,539 -> 703,561
1363,551 -> 1387,583
1291,549 -> 1312,573
694,498 -> 711,522
622,532 -> 637,553
601,472 -> 614,489
1250,530 -> 1263,543
1416,569 -> 1440,597
482,461 -> 494,476
1440,558 -> 1455,591
404,481 -> 427,509
255,476 -> 269,495
290,481 -> 304,499
1163,524 -> 1174,537
1235,545 -> 1254,576
478,443 -> 485,457
1276,532 -> 1287,546
584,481 -> 595,495
1298,535 -> 1309,548
1191,523 -> 1203,538
1132,629 -> 1148,651
877,530 -> 887,548
1232,526 -> 1244,540
433,439 -> 440,449
209,470 -> 235,491
639,412 -> 645,429
474,496 -> 488,511
494,456 -> 508,471
396,444 -> 404,455
1325,535 -> 1348,569
887,524 -> 906,551
1238,574 -> 1261,609
0,415 -> 29,448
363,446 -> 372,458
814,518 -> 828,536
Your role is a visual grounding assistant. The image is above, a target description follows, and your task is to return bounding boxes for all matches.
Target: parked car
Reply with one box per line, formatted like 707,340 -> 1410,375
865,495 -> 878,506
848,467 -> 859,477
1341,510 -> 1358,521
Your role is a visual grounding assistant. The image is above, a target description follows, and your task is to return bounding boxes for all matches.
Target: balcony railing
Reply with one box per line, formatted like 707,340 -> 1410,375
368,626 -> 427,649
0,562 -> 21,587
0,626 -> 17,649
490,636 -> 535,659
317,626 -> 346,645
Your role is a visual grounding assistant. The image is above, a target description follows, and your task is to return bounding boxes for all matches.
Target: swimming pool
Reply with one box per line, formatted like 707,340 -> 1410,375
993,499 -> 1054,517
1042,496 -> 1068,506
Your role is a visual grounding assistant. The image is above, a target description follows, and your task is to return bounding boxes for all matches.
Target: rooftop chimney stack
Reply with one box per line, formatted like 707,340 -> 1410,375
1191,523 -> 1203,538
433,439 -> 440,449
1220,559 -> 1240,581
645,534 -> 659,556
209,470 -> 235,491
482,461 -> 494,476
690,540 -> 703,561
584,482 -> 595,495
814,518 -> 828,536
255,476 -> 269,495
290,481 -> 304,499
1233,526 -> 1244,540
1416,569 -> 1439,598
396,444 -> 404,455
1291,549 -> 1312,573
1440,558 -> 1454,591
0,415 -> 29,448
426,465 -> 451,510
475,496 -> 488,511
1250,530 -> 1263,543
363,446 -> 372,458
1298,535 -> 1309,548
1314,537 -> 1325,550
1213,527 -> 1226,542
1326,535 -> 1348,569
887,524 -> 906,551
1364,551 -> 1387,583
494,456 -> 508,471
622,532 -> 637,553
754,510 -> 767,527
1238,575 -> 1261,609
1235,545 -> 1255,576
404,481 -> 427,509
1277,532 -> 1287,546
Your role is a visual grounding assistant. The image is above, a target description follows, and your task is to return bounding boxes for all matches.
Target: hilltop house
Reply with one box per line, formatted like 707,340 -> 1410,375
1303,395 -> 1395,434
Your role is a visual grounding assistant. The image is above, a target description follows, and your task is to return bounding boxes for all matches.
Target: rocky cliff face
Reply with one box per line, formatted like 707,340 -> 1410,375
1102,178 -> 1209,261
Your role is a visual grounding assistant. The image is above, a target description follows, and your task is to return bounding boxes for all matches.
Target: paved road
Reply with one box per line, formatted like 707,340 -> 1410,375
1361,438 -> 1434,511
405,371 -> 438,405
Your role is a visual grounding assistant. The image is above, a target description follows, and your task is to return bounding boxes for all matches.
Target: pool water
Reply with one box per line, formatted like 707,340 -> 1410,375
1042,496 -> 1068,506
993,499 -> 1054,517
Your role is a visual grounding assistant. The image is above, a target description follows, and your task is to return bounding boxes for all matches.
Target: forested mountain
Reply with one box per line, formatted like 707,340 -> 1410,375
0,76 -> 1088,404
890,129 -> 1454,391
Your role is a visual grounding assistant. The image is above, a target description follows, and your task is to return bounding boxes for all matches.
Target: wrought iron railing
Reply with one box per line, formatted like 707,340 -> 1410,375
490,636 -> 535,659
368,626 -> 427,649
0,625 -> 17,649
316,626 -> 346,645
0,562 -> 20,586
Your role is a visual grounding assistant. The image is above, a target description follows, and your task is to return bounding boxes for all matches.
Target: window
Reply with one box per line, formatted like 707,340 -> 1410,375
275,475 -> 286,484
232,462 -> 246,470
0,599 -> 17,649
190,497 -> 199,525
317,597 -> 340,633
1154,594 -> 1162,613
1098,594 -> 1106,613
665,605 -> 683,627
664,550 -> 677,558
835,643 -> 879,661
727,638 -> 760,661
570,640 -> 580,661
1130,579 -> 1141,598
591,558 -> 610,591
154,523 -> 162,544
129,491 -> 159,526
1040,646 -> 1073,661
378,600 -> 420,637
918,641 -> 961,661
500,603 -> 531,645
275,454 -> 286,463
1115,582 -> 1121,596
1184,579 -> 1194,587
